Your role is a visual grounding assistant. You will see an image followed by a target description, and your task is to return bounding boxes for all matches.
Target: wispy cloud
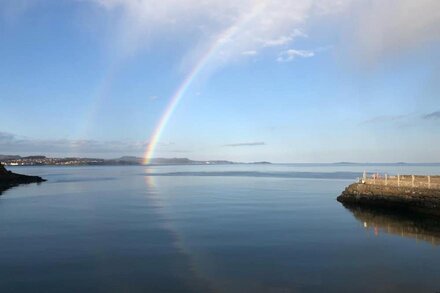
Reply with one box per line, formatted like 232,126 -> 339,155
361,110 -> 440,126
361,114 -> 413,125
0,131 -> 148,157
224,142 -> 265,147
166,149 -> 193,153
277,49 -> 315,62
423,111 -> 440,120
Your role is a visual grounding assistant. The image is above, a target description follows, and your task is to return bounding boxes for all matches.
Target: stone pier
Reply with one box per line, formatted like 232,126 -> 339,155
337,179 -> 440,216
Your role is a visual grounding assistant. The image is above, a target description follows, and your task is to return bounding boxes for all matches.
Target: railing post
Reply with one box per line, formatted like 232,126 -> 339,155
397,174 -> 400,187
428,176 -> 431,189
412,175 -> 415,188
363,171 -> 366,181
385,174 -> 388,186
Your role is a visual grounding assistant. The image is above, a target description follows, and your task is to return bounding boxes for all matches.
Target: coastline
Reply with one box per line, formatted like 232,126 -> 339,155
0,165 -> 46,195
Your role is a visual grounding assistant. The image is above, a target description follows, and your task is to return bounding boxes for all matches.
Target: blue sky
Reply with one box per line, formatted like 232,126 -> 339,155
0,0 -> 439,162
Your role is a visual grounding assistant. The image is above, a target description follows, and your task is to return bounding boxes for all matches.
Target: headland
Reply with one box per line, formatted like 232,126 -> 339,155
0,164 -> 46,195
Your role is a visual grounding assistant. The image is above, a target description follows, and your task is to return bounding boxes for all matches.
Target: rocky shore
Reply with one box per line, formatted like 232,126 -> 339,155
0,164 -> 46,195
337,182 -> 440,216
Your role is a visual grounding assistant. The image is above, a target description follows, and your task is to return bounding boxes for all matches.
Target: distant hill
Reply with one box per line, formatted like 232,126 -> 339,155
1,155 -> 265,166
0,155 -> 22,160
151,157 -> 195,165
110,156 -> 144,164
111,157 -> 239,165
149,158 -> 237,165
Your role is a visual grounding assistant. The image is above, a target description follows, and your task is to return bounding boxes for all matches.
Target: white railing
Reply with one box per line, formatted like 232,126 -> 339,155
359,173 -> 440,190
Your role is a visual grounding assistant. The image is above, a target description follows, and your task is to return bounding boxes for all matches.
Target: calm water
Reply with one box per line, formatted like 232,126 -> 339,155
1,164 -> 440,292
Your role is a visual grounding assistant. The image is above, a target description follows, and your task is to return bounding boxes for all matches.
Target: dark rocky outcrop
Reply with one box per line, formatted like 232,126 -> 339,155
0,164 -> 46,195
337,182 -> 440,216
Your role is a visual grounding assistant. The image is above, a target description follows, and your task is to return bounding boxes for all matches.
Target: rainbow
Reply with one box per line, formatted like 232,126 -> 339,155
143,3 -> 264,164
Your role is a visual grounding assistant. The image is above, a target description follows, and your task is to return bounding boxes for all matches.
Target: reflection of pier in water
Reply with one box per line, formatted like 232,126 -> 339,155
343,204 -> 440,246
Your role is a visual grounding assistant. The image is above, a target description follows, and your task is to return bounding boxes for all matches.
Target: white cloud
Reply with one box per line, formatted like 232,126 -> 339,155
224,142 -> 265,147
262,35 -> 294,47
261,29 -> 306,47
277,49 -> 315,62
351,0 -> 440,63
312,0 -> 354,15
5,0 -> 439,67
90,0 -> 348,65
241,50 -> 257,56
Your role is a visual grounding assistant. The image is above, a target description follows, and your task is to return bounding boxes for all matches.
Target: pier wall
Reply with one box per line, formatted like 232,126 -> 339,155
337,182 -> 440,216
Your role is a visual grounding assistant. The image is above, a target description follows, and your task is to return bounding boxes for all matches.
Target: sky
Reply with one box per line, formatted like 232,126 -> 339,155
0,0 -> 439,163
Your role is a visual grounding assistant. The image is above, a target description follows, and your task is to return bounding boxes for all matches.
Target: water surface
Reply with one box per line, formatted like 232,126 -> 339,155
1,164 -> 440,292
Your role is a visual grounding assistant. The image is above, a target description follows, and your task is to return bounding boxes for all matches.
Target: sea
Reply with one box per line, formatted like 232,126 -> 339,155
1,164 -> 440,292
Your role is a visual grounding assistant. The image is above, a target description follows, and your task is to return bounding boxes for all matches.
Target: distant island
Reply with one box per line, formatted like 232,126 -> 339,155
331,162 -> 440,166
0,155 -> 271,166
0,164 -> 46,195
